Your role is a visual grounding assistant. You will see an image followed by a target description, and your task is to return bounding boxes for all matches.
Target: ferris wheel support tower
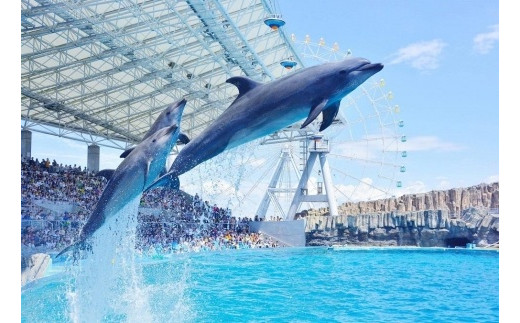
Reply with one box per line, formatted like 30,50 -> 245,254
255,147 -> 301,220
286,134 -> 338,220
253,34 -> 405,221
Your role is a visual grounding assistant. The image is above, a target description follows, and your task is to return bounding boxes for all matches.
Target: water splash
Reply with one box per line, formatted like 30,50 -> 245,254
182,139 -> 261,212
63,196 -> 193,322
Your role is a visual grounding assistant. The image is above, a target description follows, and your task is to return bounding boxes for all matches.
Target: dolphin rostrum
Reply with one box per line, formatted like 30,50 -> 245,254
56,102 -> 186,258
147,57 -> 383,191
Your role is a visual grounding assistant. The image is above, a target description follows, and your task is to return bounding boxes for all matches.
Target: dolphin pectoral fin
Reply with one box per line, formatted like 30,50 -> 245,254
144,160 -> 151,189
96,169 -> 115,181
226,76 -> 262,99
120,147 -> 135,158
145,173 -> 180,192
177,133 -> 190,145
320,101 -> 341,131
301,99 -> 328,129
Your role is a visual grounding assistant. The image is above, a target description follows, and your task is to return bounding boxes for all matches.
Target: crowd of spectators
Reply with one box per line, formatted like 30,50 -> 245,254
21,156 -> 282,255
22,157 -> 105,210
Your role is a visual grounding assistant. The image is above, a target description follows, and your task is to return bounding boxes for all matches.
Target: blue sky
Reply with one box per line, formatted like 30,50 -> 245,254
17,0 -> 500,204
20,0 -> 501,215
276,0 -> 499,192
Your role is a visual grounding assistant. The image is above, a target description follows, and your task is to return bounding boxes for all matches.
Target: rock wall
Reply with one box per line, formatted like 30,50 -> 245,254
304,182 -> 499,217
305,207 -> 499,247
303,183 -> 499,247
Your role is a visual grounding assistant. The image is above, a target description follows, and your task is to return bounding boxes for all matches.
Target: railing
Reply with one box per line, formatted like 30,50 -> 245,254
21,219 -> 85,231
309,138 -> 329,152
254,230 -> 291,247
488,208 -> 499,215
21,219 -> 251,232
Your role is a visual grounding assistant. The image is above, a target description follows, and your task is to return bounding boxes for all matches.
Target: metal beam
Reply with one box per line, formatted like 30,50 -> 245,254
21,87 -> 140,142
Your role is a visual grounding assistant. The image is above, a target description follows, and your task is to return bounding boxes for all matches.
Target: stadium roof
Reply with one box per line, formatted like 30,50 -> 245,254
21,0 -> 304,151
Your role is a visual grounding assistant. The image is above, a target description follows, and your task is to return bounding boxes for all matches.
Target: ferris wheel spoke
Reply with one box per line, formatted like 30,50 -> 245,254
238,152 -> 280,203
334,184 -> 356,203
328,153 -> 400,168
330,166 -> 391,196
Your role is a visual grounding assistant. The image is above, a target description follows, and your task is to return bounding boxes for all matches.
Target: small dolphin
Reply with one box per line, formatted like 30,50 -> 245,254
120,98 -> 190,158
148,57 -> 383,190
56,102 -> 186,258
96,99 -> 190,181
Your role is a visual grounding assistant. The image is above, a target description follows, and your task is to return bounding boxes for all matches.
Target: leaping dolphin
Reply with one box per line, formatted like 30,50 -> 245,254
96,99 -> 189,181
119,98 -> 190,158
56,102 -> 186,258
147,57 -> 383,191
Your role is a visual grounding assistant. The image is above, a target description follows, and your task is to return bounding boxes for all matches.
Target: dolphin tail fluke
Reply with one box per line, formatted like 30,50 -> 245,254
165,175 -> 180,190
54,240 -> 86,260
145,173 -> 180,192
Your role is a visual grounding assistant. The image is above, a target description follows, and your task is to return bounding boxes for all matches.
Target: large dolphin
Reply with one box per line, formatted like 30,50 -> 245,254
147,57 -> 383,190
56,103 -> 186,258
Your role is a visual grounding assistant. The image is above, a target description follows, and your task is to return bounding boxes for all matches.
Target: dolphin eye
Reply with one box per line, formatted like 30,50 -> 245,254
339,70 -> 347,75
152,139 -> 157,143
166,111 -> 171,115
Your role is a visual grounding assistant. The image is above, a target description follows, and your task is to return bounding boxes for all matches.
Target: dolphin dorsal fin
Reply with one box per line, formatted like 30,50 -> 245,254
177,132 -> 190,145
226,76 -> 261,99
120,147 -> 135,158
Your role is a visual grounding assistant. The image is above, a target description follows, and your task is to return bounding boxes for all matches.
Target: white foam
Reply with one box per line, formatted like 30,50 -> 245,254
62,192 -> 197,322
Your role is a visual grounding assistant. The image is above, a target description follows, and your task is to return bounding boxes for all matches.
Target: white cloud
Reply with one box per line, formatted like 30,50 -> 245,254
395,180 -> 428,196
434,176 -> 451,190
331,132 -> 400,161
336,180 -> 430,202
402,136 -> 465,152
331,140 -> 378,161
335,177 -> 387,203
389,39 -> 447,70
485,175 -> 499,183
473,25 -> 499,54
437,179 -> 451,190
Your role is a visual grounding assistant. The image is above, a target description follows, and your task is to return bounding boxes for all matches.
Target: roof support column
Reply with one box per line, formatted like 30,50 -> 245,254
21,130 -> 32,160
87,144 -> 100,174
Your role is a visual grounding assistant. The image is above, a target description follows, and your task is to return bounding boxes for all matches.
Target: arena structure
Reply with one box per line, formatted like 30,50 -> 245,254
21,0 -> 304,159
21,0 -> 325,246
21,0 -> 406,229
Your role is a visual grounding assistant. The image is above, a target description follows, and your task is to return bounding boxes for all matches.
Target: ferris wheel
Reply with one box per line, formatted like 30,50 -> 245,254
180,35 -> 406,220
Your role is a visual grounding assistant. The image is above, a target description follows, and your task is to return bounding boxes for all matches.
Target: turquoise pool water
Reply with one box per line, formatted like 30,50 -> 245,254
22,247 -> 498,322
